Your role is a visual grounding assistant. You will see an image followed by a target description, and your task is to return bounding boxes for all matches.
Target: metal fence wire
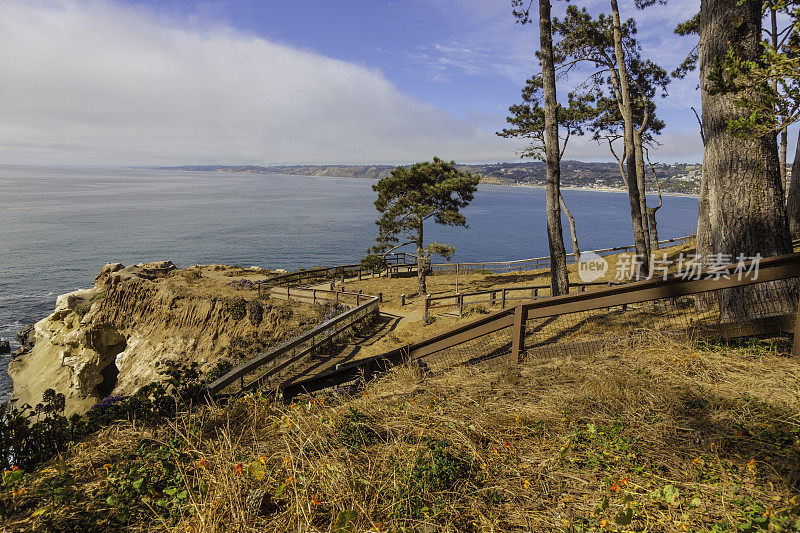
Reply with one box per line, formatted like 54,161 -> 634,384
254,253 -> 800,402
413,327 -> 514,375
521,278 -> 799,361
407,277 -> 798,373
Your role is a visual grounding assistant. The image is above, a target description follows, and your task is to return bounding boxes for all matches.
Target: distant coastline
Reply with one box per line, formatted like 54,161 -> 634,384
477,180 -> 700,199
161,161 -> 703,196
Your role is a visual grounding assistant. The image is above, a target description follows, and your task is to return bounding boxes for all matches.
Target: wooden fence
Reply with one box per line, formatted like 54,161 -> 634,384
423,280 -> 621,316
263,252 -> 414,287
206,291 -> 381,396
272,251 -> 800,401
262,285 -> 380,307
429,235 -> 695,275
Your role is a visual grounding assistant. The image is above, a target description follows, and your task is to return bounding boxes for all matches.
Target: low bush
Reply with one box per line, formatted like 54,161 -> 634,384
228,298 -> 247,320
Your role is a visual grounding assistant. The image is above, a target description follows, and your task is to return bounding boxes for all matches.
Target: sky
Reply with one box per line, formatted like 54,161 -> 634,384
0,0 -> 722,166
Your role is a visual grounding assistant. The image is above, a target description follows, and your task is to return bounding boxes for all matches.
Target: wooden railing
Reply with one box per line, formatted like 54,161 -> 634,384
206,291 -> 381,396
274,251 -> 800,400
264,252 -> 414,287
423,281 -> 621,316
430,235 -> 695,275
263,285 -> 381,307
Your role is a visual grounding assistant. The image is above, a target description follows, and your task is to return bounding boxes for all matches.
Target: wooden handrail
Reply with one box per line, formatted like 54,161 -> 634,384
430,235 -> 695,272
424,281 -> 618,310
206,294 -> 380,395
275,251 -> 800,400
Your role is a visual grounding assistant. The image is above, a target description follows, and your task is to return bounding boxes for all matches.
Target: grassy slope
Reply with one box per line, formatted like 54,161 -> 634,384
3,332 -> 799,532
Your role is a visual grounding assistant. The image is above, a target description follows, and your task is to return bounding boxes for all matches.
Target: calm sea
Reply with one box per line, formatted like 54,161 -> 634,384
0,165 -> 699,400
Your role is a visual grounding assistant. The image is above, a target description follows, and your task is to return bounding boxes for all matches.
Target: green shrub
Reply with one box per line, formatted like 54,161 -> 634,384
389,438 -> 479,521
205,359 -> 234,382
228,298 -> 247,320
0,363 -> 207,473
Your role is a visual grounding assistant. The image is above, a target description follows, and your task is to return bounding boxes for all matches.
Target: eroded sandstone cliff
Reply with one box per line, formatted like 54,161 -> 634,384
9,261 -> 315,415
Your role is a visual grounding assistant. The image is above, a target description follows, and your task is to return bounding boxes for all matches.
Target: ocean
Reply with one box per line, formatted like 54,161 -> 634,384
0,165 -> 699,400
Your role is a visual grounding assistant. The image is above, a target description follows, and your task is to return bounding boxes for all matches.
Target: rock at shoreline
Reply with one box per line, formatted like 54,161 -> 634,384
17,325 -> 35,349
7,260 -> 315,417
11,347 -> 27,358
0,340 -> 9,355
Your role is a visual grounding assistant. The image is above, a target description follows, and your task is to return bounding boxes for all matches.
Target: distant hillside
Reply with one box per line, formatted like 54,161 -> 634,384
166,161 -> 702,194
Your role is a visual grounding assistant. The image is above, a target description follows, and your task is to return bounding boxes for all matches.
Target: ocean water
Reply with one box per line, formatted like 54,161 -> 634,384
0,165 -> 699,400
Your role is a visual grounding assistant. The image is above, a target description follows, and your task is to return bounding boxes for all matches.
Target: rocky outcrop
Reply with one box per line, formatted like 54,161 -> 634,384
8,261 -> 315,416
17,325 -> 35,349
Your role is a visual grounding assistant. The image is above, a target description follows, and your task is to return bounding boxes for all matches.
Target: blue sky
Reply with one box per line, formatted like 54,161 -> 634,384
0,1 -> 720,165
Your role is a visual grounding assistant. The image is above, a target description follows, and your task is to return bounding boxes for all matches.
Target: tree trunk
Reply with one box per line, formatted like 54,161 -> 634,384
560,193 -> 581,263
788,135 -> 800,240
416,221 -> 427,296
781,126 -> 788,196
769,3 -> 788,194
633,132 -> 652,260
540,0 -> 569,296
647,208 -> 660,249
698,0 -> 791,317
645,154 -> 663,250
610,0 -> 649,277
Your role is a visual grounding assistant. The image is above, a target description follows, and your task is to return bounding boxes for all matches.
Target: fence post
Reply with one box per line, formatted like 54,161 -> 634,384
534,288 -> 538,298
401,294 -> 406,306
489,291 -> 495,307
510,304 -> 525,365
793,295 -> 800,356
458,293 -> 464,315
287,286 -> 291,302
356,293 -> 361,306
378,292 -> 383,303
358,269 -> 362,281
423,295 -> 430,324
501,289 -> 507,309
312,289 -> 316,305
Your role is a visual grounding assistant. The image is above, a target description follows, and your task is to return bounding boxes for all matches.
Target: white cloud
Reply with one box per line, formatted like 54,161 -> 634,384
0,0 -> 528,166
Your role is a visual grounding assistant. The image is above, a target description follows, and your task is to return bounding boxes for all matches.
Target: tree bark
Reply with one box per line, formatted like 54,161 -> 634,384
788,135 -> 800,240
560,193 -> 581,263
633,131 -> 652,259
645,154 -> 663,250
540,0 -> 569,296
610,0 -> 649,276
698,0 -> 791,316
416,221 -> 427,296
769,3 -> 788,194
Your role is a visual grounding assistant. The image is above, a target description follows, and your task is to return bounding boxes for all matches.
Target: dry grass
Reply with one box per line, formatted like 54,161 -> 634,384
5,331 -> 800,532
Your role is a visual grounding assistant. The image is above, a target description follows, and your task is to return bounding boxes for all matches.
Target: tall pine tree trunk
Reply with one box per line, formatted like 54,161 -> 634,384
416,221 -> 427,296
633,131 -> 652,260
540,0 -> 569,296
769,2 -> 789,194
698,0 -> 791,317
560,193 -> 581,263
788,135 -> 800,240
610,0 -> 649,277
